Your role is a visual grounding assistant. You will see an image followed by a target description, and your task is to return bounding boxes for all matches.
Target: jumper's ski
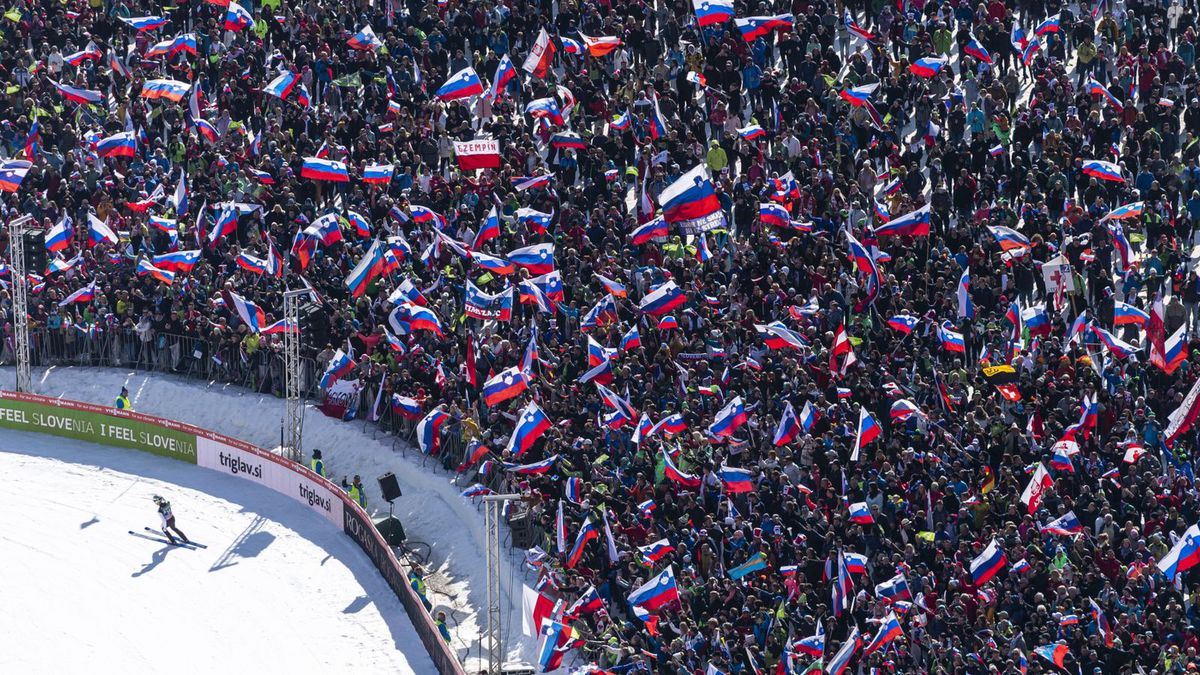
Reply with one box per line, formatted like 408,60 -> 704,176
143,527 -> 207,548
128,530 -> 190,547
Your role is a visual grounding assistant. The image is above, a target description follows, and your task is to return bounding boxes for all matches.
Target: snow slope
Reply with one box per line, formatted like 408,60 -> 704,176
0,426 -> 434,674
9,366 -> 537,668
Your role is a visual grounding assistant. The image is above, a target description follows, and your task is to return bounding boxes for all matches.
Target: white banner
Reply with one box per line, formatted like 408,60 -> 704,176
196,436 -> 344,528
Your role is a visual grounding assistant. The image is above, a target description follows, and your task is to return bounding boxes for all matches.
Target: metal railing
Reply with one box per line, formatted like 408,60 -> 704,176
16,326 -> 320,398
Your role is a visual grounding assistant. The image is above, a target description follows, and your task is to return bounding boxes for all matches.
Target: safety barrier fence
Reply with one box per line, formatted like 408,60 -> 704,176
0,390 -> 465,675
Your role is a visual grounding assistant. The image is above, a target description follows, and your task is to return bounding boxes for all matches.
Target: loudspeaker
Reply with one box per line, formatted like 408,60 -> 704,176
22,231 -> 46,275
378,472 -> 402,502
374,516 -> 407,546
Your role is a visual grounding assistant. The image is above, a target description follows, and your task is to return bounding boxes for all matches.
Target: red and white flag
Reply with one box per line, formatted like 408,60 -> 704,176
453,139 -> 500,170
522,28 -> 556,79
1148,296 -> 1167,370
1020,463 -> 1053,514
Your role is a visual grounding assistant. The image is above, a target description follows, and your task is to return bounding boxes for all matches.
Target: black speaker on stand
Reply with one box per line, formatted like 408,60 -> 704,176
378,472 -> 402,502
374,472 -> 406,546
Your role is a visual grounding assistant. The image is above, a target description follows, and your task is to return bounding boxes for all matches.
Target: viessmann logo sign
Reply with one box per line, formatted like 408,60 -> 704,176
0,397 -> 197,462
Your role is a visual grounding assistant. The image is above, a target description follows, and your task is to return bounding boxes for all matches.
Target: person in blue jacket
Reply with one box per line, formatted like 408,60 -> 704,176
115,387 -> 131,410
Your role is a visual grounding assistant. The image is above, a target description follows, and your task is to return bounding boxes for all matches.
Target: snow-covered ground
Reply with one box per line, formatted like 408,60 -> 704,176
0,426 -> 434,674
6,365 -> 537,669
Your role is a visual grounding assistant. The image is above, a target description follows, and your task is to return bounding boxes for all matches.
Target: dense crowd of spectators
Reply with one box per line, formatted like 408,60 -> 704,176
7,0 -> 1200,671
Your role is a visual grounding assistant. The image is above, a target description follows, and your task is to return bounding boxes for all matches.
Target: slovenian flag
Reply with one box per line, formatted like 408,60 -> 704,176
1113,300 -> 1149,326
627,566 -> 679,611
963,34 -> 992,63
847,501 -> 873,524
1035,13 -> 1061,35
938,321 -> 965,352
1100,201 -> 1143,221
152,250 -> 201,273
759,202 -> 791,228
969,539 -> 1007,586
44,217 -> 73,252
839,82 -> 878,106
875,574 -> 911,601
863,613 -> 903,656
87,214 -> 119,247
512,173 -> 555,191
909,56 -> 947,77
638,538 -> 674,564
1040,510 -> 1083,535
718,466 -> 754,493
482,366 -> 528,407
507,243 -> 555,274
773,401 -> 801,446
1087,78 -> 1124,111
301,157 -> 350,182
390,395 -> 422,420
118,15 -> 169,31
145,33 -> 196,58
58,280 -> 97,307
737,124 -> 767,140
0,160 -> 32,193
505,454 -> 559,475
52,81 -> 103,104
347,24 -> 383,50
566,517 -> 599,568
96,131 -> 137,157
224,289 -> 267,333
262,71 -> 298,100
693,0 -> 734,26
708,396 -> 748,437
873,204 -> 930,236
734,14 -> 794,41
1082,159 -> 1124,182
488,54 -> 517,102
851,407 -> 881,461
658,163 -> 722,224
630,216 -> 669,245
224,2 -> 255,31
843,11 -> 875,40
1091,324 -> 1136,359
661,448 -> 700,487
887,314 -> 919,333
135,258 -> 175,285
505,401 -> 552,457
361,162 -> 394,185
416,409 -> 450,455
987,225 -> 1031,252
436,66 -> 485,102
524,97 -> 565,125
639,280 -> 687,316
1158,523 -> 1200,581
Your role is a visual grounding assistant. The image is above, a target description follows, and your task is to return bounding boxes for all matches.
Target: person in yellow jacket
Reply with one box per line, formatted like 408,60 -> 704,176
115,387 -> 131,410
706,140 -> 728,173
310,449 -> 325,477
342,475 -> 366,507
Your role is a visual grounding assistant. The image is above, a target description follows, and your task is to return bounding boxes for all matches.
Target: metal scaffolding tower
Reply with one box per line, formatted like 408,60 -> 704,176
9,215 -> 33,392
281,289 -> 307,462
480,493 -> 522,675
